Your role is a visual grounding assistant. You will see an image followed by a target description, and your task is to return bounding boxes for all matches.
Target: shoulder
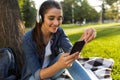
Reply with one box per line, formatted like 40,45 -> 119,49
57,27 -> 64,31
56,27 -> 65,34
52,27 -> 65,38
22,29 -> 36,48
22,30 -> 33,42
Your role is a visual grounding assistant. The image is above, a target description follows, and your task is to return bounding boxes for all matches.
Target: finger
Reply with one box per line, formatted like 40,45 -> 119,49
62,53 -> 69,57
81,29 -> 92,41
67,64 -> 73,68
66,58 -> 75,65
80,33 -> 85,40
80,28 -> 94,40
91,28 -> 96,38
76,53 -> 81,59
69,52 -> 79,59
86,31 -> 96,42
84,34 -> 91,42
80,29 -> 87,40
86,29 -> 94,37
77,54 -> 81,59
86,34 -> 94,42
93,31 -> 97,38
65,52 -> 78,61
62,56 -> 74,68
85,29 -> 96,42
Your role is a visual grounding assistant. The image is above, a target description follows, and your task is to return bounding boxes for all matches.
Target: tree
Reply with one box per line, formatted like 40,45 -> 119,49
99,0 -> 119,23
22,0 -> 36,27
18,0 -> 24,10
75,0 -> 99,23
0,0 -> 25,77
105,0 -> 118,5
105,2 -> 119,22
104,0 -> 120,22
61,0 -> 99,24
18,0 -> 24,17
61,1 -> 72,23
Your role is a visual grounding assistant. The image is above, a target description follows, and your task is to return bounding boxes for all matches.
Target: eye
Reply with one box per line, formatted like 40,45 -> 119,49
48,17 -> 54,20
57,17 -> 63,21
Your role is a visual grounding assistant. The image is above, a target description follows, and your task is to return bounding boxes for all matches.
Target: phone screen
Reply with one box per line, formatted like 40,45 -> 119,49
70,40 -> 85,55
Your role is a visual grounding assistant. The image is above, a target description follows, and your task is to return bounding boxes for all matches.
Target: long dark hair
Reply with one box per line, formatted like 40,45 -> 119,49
32,1 -> 62,53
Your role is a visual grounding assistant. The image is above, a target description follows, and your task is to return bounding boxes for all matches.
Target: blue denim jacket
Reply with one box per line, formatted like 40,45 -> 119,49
0,48 -> 16,80
21,27 -> 72,80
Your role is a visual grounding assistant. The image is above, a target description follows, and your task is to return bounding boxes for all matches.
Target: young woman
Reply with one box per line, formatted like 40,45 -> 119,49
21,1 -> 97,80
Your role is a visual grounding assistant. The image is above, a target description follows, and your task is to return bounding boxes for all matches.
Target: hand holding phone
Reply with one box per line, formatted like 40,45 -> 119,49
70,40 -> 85,55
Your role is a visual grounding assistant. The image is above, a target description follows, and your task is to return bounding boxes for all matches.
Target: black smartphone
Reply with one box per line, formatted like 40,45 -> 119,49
70,40 -> 85,55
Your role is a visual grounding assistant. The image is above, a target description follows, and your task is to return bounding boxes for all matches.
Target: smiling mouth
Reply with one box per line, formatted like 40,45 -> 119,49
53,27 -> 57,29
53,26 -> 58,30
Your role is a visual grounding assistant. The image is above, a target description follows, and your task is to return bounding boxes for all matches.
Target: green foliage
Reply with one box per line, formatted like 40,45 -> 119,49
18,0 -> 24,18
105,1 -> 119,21
61,23 -> 120,80
105,6 -> 118,20
105,0 -> 118,5
18,0 -> 24,10
77,0 -> 99,22
61,1 -> 72,23
61,0 -> 99,24
18,0 -> 37,27
22,0 -> 36,27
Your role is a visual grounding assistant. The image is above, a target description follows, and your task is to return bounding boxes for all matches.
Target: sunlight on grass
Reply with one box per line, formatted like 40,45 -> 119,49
62,23 -> 120,36
65,28 -> 83,35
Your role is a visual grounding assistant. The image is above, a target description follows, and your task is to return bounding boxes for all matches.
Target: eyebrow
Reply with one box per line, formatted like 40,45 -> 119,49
48,15 -> 63,18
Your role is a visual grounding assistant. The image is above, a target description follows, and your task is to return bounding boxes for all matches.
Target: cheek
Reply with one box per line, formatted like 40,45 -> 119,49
44,19 -> 62,27
44,20 -> 51,26
59,20 -> 63,24
60,21 -> 63,25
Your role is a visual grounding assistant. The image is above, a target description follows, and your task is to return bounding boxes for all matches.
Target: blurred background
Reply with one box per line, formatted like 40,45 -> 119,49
18,0 -> 120,28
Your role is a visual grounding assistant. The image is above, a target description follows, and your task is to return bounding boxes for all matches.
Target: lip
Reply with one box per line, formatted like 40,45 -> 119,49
53,27 -> 58,30
52,26 -> 58,31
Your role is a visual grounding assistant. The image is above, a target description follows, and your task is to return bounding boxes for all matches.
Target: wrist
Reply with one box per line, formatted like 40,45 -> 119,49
55,61 -> 63,69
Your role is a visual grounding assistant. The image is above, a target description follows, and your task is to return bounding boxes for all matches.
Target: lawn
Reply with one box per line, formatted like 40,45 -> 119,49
61,23 -> 120,80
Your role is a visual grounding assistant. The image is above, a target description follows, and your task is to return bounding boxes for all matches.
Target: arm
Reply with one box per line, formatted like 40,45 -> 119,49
23,38 -> 64,79
59,27 -> 96,52
58,27 -> 73,53
40,52 -> 79,79
22,37 -> 77,79
22,39 -> 41,80
40,60 -> 62,79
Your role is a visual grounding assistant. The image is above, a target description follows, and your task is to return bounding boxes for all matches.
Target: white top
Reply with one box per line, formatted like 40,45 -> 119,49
42,41 -> 52,68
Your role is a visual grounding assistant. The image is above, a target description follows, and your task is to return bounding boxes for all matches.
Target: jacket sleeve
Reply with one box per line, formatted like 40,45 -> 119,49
22,39 -> 41,80
58,27 -> 73,53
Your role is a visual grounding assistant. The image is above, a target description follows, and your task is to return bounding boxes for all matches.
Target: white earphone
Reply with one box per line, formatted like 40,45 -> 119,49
36,9 -> 42,23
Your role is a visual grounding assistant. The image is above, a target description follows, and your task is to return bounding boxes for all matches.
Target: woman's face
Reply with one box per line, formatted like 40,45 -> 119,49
42,8 -> 63,33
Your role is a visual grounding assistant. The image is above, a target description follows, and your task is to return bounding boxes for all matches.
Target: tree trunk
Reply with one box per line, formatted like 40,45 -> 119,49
0,0 -> 25,74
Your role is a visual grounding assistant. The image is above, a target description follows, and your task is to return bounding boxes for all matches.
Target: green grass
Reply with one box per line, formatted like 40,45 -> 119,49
61,23 -> 120,80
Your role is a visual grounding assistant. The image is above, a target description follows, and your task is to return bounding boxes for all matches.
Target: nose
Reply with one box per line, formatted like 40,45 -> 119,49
53,19 -> 59,26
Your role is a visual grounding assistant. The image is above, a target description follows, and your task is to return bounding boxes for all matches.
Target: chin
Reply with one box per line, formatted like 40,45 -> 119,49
52,30 -> 57,33
51,29 -> 58,33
